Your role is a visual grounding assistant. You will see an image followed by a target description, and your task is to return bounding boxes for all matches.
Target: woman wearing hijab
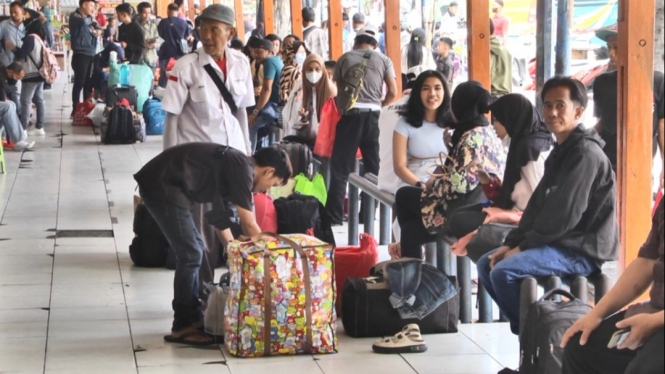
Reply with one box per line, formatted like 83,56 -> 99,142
447,94 -> 554,255
279,41 -> 307,106
295,53 -> 337,146
392,81 -> 505,260
400,28 -> 436,90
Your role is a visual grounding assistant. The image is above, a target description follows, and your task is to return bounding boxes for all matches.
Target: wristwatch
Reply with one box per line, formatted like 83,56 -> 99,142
252,109 -> 260,115
415,181 -> 424,189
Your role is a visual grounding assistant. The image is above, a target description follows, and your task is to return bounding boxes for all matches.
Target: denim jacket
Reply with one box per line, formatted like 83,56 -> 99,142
69,10 -> 97,56
373,259 -> 458,320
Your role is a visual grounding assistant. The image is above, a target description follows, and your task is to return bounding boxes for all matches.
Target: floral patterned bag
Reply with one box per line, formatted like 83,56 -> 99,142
225,233 -> 338,357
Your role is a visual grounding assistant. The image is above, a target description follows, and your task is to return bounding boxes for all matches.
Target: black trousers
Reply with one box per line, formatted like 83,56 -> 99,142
395,186 -> 437,260
563,311 -> 665,374
325,110 -> 380,223
71,54 -> 95,114
447,203 -> 488,239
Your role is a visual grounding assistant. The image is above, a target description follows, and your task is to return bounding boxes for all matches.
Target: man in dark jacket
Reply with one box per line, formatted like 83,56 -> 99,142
157,3 -> 190,88
477,76 -> 619,335
68,0 -> 102,118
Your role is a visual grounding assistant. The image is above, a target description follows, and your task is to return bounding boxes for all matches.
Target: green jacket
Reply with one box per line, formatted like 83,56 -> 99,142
490,36 -> 513,96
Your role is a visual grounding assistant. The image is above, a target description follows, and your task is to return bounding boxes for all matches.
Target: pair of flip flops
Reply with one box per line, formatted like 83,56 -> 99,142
372,324 -> 428,354
164,326 -> 217,347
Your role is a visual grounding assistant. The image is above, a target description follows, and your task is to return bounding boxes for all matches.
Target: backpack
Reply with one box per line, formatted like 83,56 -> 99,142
518,289 -> 592,374
105,106 -> 136,144
143,98 -> 166,135
129,203 -> 170,267
273,193 -> 336,246
335,50 -> 373,112
277,139 -> 314,180
29,35 -> 60,84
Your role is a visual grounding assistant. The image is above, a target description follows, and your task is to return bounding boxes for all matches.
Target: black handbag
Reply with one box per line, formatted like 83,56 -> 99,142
466,222 -> 517,263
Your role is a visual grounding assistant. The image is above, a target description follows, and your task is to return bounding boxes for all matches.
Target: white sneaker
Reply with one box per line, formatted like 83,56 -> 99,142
14,140 -> 35,151
27,128 -> 46,136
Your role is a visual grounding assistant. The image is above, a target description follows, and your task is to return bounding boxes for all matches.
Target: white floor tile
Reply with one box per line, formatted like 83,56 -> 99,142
404,353 -> 504,374
0,337 -> 47,373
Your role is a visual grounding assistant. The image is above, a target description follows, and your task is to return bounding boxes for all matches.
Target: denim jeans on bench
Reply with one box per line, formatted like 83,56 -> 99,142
139,188 -> 204,332
477,245 -> 599,335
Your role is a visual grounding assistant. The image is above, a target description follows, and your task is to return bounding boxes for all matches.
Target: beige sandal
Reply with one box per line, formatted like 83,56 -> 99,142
372,324 -> 428,354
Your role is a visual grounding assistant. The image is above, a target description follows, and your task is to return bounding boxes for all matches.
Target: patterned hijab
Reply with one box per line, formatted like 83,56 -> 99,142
279,41 -> 305,104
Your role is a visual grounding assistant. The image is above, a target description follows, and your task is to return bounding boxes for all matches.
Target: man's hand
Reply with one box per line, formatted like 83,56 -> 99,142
502,247 -> 521,261
248,113 -> 257,127
561,311 -> 604,348
615,313 -> 664,350
489,245 -> 511,269
120,41 -> 127,49
5,41 -> 15,50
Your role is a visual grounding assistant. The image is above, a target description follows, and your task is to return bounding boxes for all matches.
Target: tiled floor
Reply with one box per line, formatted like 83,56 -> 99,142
0,82 -> 519,373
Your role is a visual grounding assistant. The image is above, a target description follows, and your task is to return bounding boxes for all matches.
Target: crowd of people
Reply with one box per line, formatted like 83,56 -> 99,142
0,1 -> 662,372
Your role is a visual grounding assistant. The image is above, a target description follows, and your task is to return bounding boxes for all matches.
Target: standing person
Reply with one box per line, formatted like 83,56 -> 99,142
492,0 -> 510,45
265,34 -> 282,58
490,19 -> 512,99
116,4 -> 145,65
438,1 -> 459,37
593,24 -> 665,178
247,38 -> 283,152
561,198 -> 664,374
477,77 -> 618,335
69,0 -> 100,119
137,2 -> 160,72
279,40 -> 306,106
134,144 -> 292,346
344,13 -> 366,53
0,2 -> 26,69
326,27 -> 398,225
296,52 -> 337,145
400,28 -> 436,89
38,0 -> 54,49
302,7 -> 328,60
157,3 -> 190,88
175,0 -> 187,20
16,19 -> 46,136
0,62 -> 33,151
162,4 -> 255,295
103,15 -> 118,46
95,5 -> 107,28
436,37 -> 455,87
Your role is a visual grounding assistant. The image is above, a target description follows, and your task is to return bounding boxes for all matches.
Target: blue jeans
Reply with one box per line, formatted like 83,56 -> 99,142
0,100 -> 26,143
20,81 -> 45,130
477,245 -> 599,335
139,189 -> 204,332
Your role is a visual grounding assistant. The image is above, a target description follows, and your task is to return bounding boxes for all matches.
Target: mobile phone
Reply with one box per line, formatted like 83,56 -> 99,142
608,328 -> 631,349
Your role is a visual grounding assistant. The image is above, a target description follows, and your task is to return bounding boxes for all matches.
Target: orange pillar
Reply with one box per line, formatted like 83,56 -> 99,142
467,0 -> 491,90
617,0 -> 655,270
328,0 -> 343,60
385,0 -> 401,96
264,0 -> 275,35
188,0 -> 196,21
156,0 -> 169,18
291,0 -> 303,39
234,0 -> 245,40
213,0 -> 220,5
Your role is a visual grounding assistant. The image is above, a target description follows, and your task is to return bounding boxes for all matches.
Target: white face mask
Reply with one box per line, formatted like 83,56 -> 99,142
294,53 -> 306,65
306,71 -> 323,84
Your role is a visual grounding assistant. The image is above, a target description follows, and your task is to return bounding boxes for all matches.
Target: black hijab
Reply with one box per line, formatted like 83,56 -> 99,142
489,94 -> 554,210
446,81 -> 492,150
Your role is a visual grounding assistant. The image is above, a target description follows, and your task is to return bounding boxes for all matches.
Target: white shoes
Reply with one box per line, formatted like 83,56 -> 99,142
27,127 -> 46,136
14,140 -> 35,151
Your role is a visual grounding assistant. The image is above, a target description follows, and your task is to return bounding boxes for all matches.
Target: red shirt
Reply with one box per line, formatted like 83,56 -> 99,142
492,15 -> 509,38
96,12 -> 108,28
216,59 -> 227,83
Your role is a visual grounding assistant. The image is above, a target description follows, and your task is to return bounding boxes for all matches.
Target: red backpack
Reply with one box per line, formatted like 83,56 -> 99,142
254,193 -> 278,233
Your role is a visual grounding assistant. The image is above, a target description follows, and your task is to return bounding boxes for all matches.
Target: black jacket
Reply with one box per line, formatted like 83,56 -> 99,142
504,125 -> 619,267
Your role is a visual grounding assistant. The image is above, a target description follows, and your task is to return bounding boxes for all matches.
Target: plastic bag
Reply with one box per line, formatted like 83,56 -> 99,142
334,233 -> 379,314
314,97 -> 363,159
73,100 -> 95,126
87,103 -> 107,128
294,173 -> 328,205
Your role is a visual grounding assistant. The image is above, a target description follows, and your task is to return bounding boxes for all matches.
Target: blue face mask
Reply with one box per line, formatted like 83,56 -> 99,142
294,53 -> 306,65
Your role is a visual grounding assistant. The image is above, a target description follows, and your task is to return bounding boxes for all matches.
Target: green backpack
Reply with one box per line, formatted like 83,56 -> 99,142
335,50 -> 373,112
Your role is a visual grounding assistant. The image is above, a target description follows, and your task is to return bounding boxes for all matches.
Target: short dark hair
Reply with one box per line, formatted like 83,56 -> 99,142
541,76 -> 589,108
174,0 -> 185,6
254,147 -> 293,184
490,19 -> 495,36
324,60 -> 337,70
7,61 -> 24,73
355,34 -> 378,47
10,1 -> 23,9
302,7 -> 316,23
450,1 -> 459,7
167,3 -> 179,12
137,2 -> 152,13
342,13 -> 349,21
352,13 -> 365,24
230,39 -> 244,49
439,37 -> 454,48
399,70 -> 452,129
116,3 -> 134,16
284,34 -> 301,42
265,34 -> 281,43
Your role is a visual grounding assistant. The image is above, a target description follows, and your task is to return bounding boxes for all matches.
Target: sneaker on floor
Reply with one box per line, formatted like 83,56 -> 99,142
13,140 -> 35,151
27,128 -> 46,136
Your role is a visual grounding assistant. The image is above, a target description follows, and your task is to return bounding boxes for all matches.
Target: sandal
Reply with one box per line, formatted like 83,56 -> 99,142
164,330 -> 216,347
372,324 -> 428,354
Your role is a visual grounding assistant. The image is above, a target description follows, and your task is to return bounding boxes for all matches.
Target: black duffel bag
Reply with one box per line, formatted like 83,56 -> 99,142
342,264 -> 459,338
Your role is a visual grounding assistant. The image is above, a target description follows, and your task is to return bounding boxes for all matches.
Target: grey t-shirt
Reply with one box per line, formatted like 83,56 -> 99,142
333,49 -> 396,107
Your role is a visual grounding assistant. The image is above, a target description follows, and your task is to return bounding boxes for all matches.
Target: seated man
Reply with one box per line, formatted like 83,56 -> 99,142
561,198 -> 664,374
477,76 -> 619,335
0,62 -> 33,151
134,144 -> 291,346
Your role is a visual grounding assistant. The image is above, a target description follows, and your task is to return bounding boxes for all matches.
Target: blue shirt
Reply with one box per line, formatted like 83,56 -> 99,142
0,19 -> 25,66
262,56 -> 284,104
157,16 -> 190,60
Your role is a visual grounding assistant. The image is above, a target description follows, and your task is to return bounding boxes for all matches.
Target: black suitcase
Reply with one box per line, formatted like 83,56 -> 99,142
106,85 -> 138,109
342,262 -> 460,338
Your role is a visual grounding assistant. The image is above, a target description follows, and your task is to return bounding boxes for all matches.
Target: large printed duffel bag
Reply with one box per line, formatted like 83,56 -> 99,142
225,233 -> 338,357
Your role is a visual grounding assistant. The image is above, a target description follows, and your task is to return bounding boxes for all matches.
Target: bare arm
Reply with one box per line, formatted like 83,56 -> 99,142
393,132 -> 420,186
256,78 -> 274,112
237,206 -> 262,238
382,77 -> 398,107
216,229 -> 234,247
162,113 -> 179,150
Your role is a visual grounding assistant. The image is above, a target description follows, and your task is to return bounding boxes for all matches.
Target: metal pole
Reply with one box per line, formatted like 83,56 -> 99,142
379,204 -> 391,245
478,283 -> 494,323
457,255 -> 472,324
536,0 -> 555,109
555,0 -> 573,75
348,183 -> 359,246
363,194 -> 376,237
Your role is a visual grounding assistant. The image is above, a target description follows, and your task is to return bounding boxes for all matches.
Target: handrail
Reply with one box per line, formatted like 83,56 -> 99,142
348,174 -> 395,207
